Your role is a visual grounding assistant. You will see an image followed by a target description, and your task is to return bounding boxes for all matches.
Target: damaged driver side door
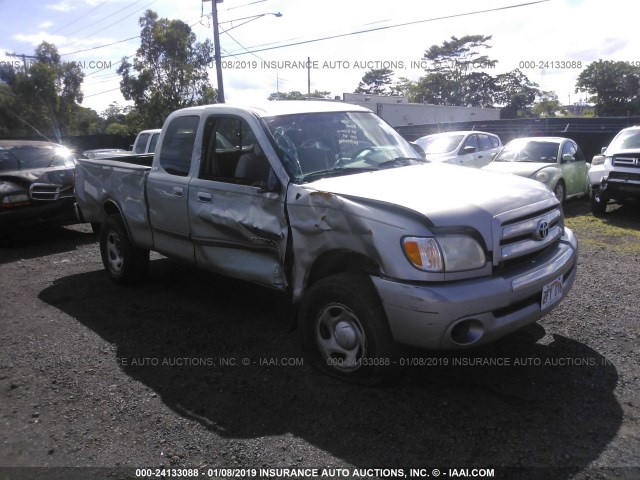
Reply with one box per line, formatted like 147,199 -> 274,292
188,114 -> 289,290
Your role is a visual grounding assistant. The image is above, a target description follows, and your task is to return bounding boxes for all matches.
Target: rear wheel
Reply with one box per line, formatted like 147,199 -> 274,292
100,215 -> 149,284
300,273 -> 397,385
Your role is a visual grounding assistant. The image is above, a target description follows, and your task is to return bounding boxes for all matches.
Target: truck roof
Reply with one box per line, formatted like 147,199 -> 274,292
171,100 -> 372,118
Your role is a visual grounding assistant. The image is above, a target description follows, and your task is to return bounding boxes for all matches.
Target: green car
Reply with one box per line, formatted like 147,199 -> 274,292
482,137 -> 590,202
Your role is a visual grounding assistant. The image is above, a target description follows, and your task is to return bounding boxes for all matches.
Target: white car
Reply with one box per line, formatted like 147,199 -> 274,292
414,131 -> 502,168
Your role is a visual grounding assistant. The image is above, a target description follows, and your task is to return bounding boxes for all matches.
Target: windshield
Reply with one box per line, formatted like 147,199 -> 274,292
494,140 -> 559,163
263,111 -> 423,183
0,144 -> 75,172
416,134 -> 464,154
607,129 -> 640,152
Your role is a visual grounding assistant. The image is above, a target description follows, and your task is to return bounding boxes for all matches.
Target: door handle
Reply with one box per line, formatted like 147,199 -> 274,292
172,187 -> 184,197
197,192 -> 213,203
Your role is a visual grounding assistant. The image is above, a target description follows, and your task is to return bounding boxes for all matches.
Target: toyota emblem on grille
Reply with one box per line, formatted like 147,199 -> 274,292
535,220 -> 549,240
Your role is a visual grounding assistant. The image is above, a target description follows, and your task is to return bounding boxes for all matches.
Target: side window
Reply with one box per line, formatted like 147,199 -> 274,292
489,135 -> 500,148
157,116 -> 199,176
575,145 -> 585,162
134,133 -> 149,154
561,141 -> 577,162
148,133 -> 160,153
477,134 -> 493,152
461,135 -> 478,153
200,115 -> 270,185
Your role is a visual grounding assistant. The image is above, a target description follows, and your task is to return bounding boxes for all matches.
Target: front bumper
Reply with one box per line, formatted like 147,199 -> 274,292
371,227 -> 578,350
0,197 -> 77,230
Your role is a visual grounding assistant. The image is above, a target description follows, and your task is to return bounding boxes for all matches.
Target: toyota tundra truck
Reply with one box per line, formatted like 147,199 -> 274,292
74,101 -> 578,384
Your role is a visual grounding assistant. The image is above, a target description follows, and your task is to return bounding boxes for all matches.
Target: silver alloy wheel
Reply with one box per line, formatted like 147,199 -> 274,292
106,231 -> 123,273
316,303 -> 366,371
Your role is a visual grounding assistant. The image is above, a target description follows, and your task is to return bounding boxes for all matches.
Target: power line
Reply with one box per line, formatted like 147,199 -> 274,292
223,0 -> 550,57
50,1 -> 109,35
69,0 -> 159,46
63,0 -> 146,40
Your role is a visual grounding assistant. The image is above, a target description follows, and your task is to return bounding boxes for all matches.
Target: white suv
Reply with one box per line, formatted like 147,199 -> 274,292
590,126 -> 640,214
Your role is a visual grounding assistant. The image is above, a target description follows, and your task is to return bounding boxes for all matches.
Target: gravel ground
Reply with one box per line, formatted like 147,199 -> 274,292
0,199 -> 638,480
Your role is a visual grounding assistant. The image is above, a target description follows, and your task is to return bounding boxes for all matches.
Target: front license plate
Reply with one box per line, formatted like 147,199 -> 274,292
541,276 -> 563,310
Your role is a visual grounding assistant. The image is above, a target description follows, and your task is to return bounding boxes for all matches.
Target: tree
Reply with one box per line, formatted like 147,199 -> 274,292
118,10 -> 216,128
0,42 -> 86,137
418,34 -> 498,106
532,91 -> 566,117
267,90 -> 331,101
576,60 -> 640,116
494,69 -> 540,118
354,68 -> 394,95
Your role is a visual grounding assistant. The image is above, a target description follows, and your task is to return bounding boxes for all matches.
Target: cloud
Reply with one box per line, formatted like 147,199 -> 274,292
13,32 -> 69,47
39,21 -> 54,29
46,0 -> 77,12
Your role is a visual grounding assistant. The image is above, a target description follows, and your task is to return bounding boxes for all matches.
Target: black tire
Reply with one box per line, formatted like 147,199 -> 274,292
299,273 -> 398,385
99,215 -> 149,284
590,188 -> 608,216
553,181 -> 565,203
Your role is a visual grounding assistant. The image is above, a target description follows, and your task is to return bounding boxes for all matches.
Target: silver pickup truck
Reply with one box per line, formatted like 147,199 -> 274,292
75,101 -> 578,384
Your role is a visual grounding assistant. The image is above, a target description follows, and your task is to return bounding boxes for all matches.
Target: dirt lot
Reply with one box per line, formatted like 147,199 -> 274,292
1,199 -> 638,480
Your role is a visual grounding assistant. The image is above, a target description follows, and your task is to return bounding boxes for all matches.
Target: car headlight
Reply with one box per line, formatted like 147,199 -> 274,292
535,170 -> 550,184
1,193 -> 31,207
402,235 -> 486,272
591,156 -> 609,166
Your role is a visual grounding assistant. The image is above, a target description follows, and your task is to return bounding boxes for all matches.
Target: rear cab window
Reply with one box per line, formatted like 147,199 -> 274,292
157,116 -> 200,176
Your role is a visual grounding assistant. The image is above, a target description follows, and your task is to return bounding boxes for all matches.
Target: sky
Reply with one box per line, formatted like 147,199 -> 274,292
0,0 -> 637,117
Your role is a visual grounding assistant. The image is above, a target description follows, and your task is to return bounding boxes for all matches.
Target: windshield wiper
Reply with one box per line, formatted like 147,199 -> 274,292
377,157 -> 428,169
301,166 -> 378,183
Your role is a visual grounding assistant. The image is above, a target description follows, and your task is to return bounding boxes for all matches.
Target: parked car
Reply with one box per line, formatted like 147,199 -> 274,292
589,125 -> 640,215
81,148 -> 130,159
482,137 -> 589,202
414,131 -> 502,168
75,102 -> 577,384
0,140 -> 77,236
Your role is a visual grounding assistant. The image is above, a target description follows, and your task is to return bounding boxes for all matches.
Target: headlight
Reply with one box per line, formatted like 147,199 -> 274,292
591,156 -> 608,166
535,170 -> 550,184
402,235 -> 486,272
1,193 -> 31,207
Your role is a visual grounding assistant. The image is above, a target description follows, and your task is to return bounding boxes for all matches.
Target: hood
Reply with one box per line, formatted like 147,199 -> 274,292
306,162 -> 555,232
482,161 -> 552,177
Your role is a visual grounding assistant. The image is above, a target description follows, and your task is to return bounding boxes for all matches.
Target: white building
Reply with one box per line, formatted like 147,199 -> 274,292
342,93 -> 500,127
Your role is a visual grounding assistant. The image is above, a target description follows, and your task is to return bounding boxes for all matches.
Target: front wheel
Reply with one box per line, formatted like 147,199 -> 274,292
299,273 -> 397,385
553,181 -> 565,203
590,188 -> 608,216
100,215 -> 149,284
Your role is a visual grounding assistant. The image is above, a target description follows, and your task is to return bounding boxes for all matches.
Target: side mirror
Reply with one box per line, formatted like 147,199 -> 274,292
562,153 -> 575,163
410,142 -> 426,159
257,168 -> 281,193
461,145 -> 476,154
601,147 -> 607,154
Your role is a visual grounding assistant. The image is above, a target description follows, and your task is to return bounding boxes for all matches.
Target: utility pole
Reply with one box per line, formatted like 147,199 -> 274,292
307,56 -> 311,100
204,0 -> 225,103
5,52 -> 37,71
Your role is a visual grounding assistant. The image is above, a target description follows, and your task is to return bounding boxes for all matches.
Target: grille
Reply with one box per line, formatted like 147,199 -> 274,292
29,184 -> 74,201
609,171 -> 640,182
497,207 -> 562,265
612,155 -> 640,168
